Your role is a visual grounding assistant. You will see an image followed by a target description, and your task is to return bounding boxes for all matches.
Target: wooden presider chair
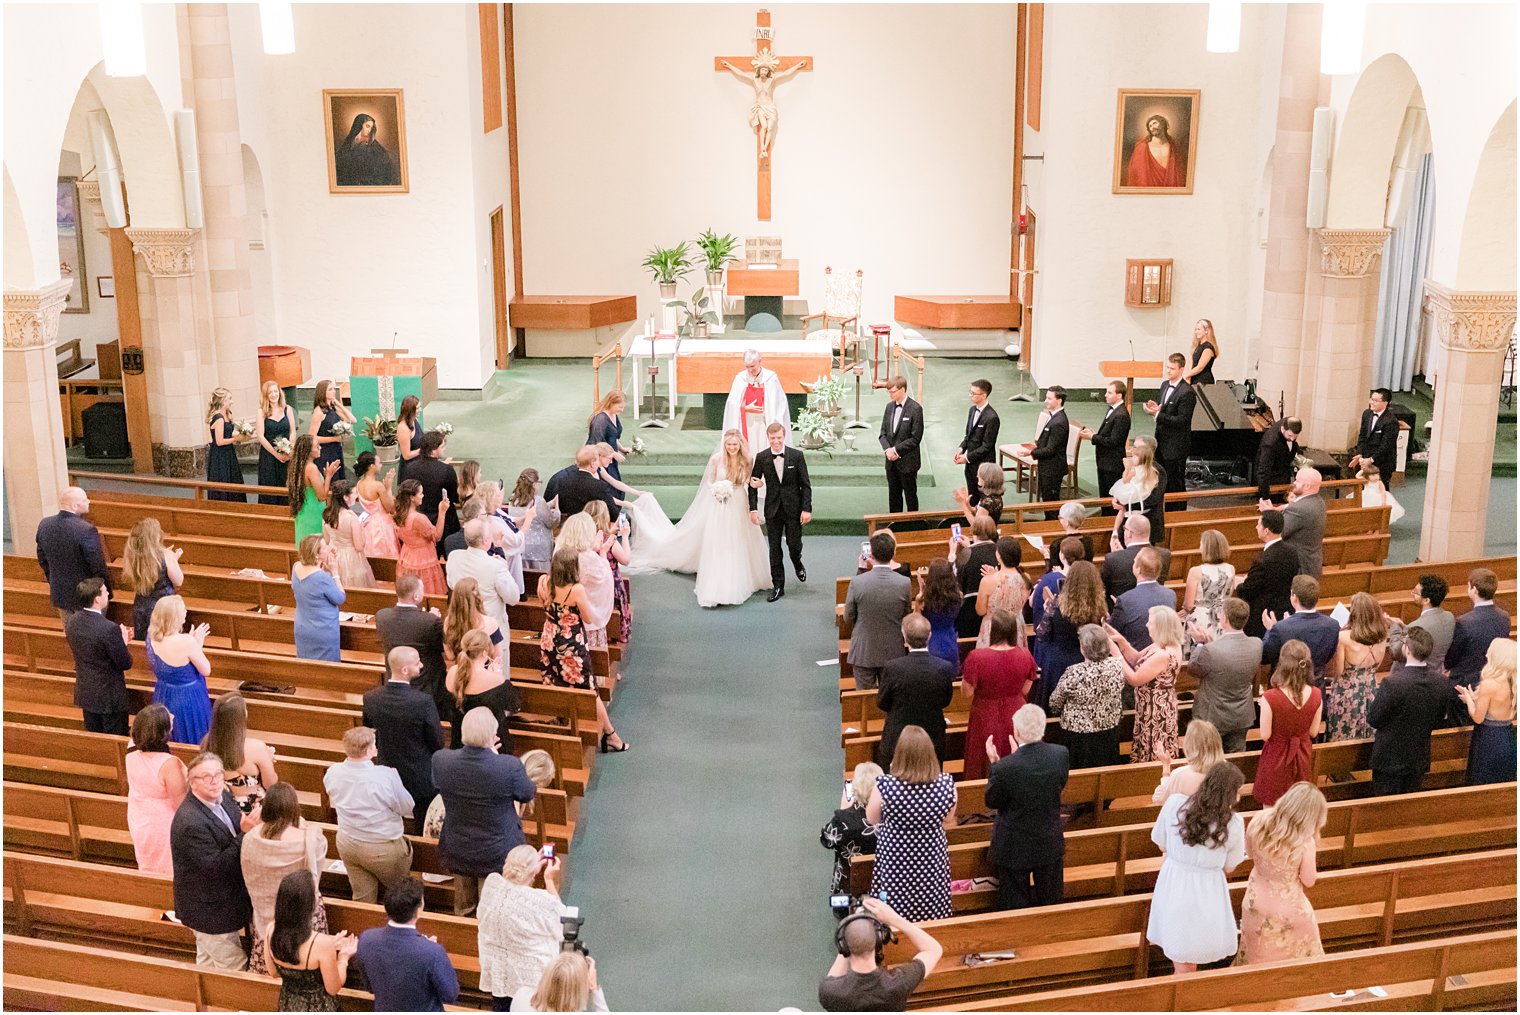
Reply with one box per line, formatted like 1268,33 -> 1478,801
1001,409 -> 1088,498
802,266 -> 864,369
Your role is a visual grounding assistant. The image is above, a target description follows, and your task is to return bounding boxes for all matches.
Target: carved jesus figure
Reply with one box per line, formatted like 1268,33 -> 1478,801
720,50 -> 809,158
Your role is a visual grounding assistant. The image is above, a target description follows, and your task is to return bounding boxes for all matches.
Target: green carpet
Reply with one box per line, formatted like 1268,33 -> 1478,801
560,536 -> 862,1011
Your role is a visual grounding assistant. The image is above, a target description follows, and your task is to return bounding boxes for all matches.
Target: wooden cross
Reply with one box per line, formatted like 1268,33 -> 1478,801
714,9 -> 812,220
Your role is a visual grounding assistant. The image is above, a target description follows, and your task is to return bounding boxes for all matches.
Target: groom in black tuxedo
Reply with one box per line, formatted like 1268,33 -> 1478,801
749,422 -> 812,602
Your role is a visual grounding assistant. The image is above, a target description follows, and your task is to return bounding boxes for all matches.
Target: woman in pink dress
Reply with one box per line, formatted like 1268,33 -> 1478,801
353,451 -> 399,557
393,478 -> 448,596
1240,782 -> 1328,964
557,513 -> 615,652
125,704 -> 187,874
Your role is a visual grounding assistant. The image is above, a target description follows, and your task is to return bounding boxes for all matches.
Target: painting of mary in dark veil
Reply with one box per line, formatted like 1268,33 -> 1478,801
324,90 -> 409,193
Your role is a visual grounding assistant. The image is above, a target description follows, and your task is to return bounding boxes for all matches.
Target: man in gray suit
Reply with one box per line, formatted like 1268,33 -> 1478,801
1386,574 -> 1456,675
844,531 -> 912,690
1101,514 -> 1172,603
1186,597 -> 1262,754
1108,547 -> 1176,650
1271,467 -> 1327,577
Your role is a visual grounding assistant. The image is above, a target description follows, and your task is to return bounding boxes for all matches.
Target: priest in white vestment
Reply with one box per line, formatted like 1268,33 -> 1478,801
722,349 -> 791,452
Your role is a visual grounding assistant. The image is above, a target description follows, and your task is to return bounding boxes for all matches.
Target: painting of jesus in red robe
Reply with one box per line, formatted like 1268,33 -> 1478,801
1113,90 -> 1199,194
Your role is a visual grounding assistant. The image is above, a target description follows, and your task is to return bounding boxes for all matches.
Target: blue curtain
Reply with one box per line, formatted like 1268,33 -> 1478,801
1373,153 -> 1435,391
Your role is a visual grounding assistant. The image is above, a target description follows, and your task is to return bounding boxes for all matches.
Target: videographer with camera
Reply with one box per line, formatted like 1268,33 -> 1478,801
478,843 -> 577,1010
818,895 -> 943,1012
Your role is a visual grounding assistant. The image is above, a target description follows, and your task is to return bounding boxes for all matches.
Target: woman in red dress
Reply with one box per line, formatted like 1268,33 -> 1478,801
961,609 -> 1037,781
1253,639 -> 1323,806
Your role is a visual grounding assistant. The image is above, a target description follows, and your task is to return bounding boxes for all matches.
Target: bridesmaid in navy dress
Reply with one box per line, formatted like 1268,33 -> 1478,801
205,387 -> 247,503
256,380 -> 297,506
586,390 -> 629,484
394,394 -> 421,485
308,379 -> 355,483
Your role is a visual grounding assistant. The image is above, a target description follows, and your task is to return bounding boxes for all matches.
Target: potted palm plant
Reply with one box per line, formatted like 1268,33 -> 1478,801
664,286 -> 721,339
695,229 -> 740,288
641,242 -> 694,300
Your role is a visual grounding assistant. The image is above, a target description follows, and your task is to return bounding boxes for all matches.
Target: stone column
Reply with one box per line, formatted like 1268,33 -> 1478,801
127,227 -> 212,477
184,3 -> 259,410
1304,228 -> 1389,450
4,279 -> 74,556
1255,3 -> 1327,417
1418,283 -> 1516,561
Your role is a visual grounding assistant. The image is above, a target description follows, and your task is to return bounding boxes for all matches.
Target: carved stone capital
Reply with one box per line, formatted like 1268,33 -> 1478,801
3,278 -> 75,351
1423,282 -> 1517,354
1316,228 -> 1390,278
74,180 -> 112,235
126,227 -> 198,277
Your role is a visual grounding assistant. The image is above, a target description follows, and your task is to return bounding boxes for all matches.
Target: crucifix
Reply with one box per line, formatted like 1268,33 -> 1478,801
714,9 -> 812,220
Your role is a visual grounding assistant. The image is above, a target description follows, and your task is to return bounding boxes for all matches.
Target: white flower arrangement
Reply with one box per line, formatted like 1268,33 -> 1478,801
272,436 -> 294,456
710,479 -> 735,504
434,421 -> 454,436
233,418 -> 258,439
331,420 -> 353,437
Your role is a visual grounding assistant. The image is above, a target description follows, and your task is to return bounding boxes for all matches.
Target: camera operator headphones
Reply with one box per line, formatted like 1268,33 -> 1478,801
835,910 -> 893,962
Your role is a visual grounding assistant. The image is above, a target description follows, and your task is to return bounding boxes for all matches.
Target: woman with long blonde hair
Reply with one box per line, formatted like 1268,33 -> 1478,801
205,386 -> 246,502
442,576 -> 502,666
1458,638 -> 1517,784
1108,604 -> 1184,763
517,951 -> 606,1013
619,427 -> 771,608
1110,435 -> 1164,543
255,379 -> 297,505
1182,318 -> 1219,386
1239,782 -> 1328,963
586,389 -> 631,483
122,517 -> 184,638
1151,718 -> 1224,803
146,595 -> 212,745
445,628 -> 517,750
584,500 -> 632,645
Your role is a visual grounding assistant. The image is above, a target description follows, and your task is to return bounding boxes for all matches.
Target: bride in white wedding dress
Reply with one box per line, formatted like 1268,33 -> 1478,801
621,429 -> 772,607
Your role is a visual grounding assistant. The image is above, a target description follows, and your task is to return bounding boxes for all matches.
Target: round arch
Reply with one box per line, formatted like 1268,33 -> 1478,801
1455,100 -> 1517,291
1325,54 -> 1425,230
3,167 -> 36,289
83,62 -> 185,228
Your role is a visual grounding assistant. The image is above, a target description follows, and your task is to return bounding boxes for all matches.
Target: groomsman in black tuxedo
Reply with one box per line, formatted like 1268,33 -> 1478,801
1255,416 -> 1302,501
1145,353 -> 1196,508
1082,381 -> 1131,515
954,378 -> 1000,507
878,376 -> 924,513
1349,387 -> 1399,484
1031,386 -> 1070,519
749,422 -> 813,602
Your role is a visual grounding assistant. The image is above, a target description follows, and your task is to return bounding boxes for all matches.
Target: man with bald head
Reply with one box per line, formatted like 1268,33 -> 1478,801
362,645 -> 442,829
36,486 -> 110,618
1275,466 -> 1327,578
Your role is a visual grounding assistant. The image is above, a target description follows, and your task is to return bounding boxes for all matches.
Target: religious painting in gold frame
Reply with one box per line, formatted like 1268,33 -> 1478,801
324,89 -> 409,194
1112,89 -> 1199,195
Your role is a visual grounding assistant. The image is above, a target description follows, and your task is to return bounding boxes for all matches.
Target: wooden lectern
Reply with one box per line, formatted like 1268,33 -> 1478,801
1099,359 -> 1166,414
350,349 -> 438,455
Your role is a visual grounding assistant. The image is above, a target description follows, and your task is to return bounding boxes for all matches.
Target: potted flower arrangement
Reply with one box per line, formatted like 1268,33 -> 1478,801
808,373 -> 848,415
695,229 -> 739,288
362,415 -> 400,464
641,242 -> 693,300
664,286 -> 721,339
793,408 -> 837,450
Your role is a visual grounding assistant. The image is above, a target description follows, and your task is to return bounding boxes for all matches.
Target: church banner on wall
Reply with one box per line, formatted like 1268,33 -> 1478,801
324,89 -> 409,193
1112,89 -> 1199,195
57,178 -> 88,313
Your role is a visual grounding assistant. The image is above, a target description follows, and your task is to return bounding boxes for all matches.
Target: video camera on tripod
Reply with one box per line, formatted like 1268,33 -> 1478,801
560,907 -> 588,956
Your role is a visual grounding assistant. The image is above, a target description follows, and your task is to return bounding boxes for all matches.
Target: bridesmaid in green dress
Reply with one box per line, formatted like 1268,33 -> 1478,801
287,434 -> 338,546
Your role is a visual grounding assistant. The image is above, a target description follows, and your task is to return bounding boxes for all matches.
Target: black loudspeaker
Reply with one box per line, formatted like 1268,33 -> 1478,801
82,401 -> 130,459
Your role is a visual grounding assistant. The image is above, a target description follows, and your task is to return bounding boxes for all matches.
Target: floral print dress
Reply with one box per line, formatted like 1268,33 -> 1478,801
1130,648 -> 1180,763
541,591 -> 592,689
975,571 -> 1029,649
607,548 -> 632,645
1323,645 -> 1383,742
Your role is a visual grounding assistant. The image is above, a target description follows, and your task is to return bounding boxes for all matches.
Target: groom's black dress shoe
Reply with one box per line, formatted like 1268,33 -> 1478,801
795,565 -> 807,583
767,587 -> 785,603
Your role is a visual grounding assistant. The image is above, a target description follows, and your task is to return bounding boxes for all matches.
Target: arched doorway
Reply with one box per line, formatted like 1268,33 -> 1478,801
242,144 -> 279,345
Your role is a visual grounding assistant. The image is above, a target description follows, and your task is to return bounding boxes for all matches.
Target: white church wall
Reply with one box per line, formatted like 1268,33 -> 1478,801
1031,2 -> 1282,391
227,2 -> 496,391
466,3 -> 511,382
512,3 -> 1016,342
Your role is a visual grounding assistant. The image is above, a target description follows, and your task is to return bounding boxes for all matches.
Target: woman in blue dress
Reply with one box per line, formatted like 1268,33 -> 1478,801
292,534 -> 346,662
586,390 -> 630,484
255,380 -> 297,506
915,558 -> 962,674
1456,639 -> 1517,785
145,595 -> 212,746
307,379 -> 355,483
205,388 -> 247,502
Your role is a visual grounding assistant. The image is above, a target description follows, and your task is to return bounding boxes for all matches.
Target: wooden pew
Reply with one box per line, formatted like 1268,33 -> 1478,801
894,848 -> 1517,1007
935,930 -> 1516,1012
86,495 -> 296,543
96,525 -> 400,584
2,852 -> 494,994
848,782 -> 1518,911
72,468 -> 288,508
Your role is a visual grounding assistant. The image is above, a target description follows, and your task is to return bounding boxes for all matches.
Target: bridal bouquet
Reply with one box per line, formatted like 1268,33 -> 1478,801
710,479 -> 735,504
233,418 -> 258,439
434,421 -> 454,436
272,436 -> 293,456
331,420 -> 353,437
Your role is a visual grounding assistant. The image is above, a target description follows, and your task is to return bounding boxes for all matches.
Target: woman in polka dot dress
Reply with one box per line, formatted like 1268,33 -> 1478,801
864,725 -> 957,921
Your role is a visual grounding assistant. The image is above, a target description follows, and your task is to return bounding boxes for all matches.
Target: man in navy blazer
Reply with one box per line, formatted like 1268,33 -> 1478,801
170,753 -> 256,970
985,705 -> 1070,910
1235,511 -> 1302,638
1108,547 -> 1176,650
35,486 -> 110,616
1261,575 -> 1342,677
1445,568 -> 1512,691
1368,627 -> 1449,796
431,707 -> 537,916
363,646 -> 444,829
63,577 -> 133,734
355,878 -> 460,1011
